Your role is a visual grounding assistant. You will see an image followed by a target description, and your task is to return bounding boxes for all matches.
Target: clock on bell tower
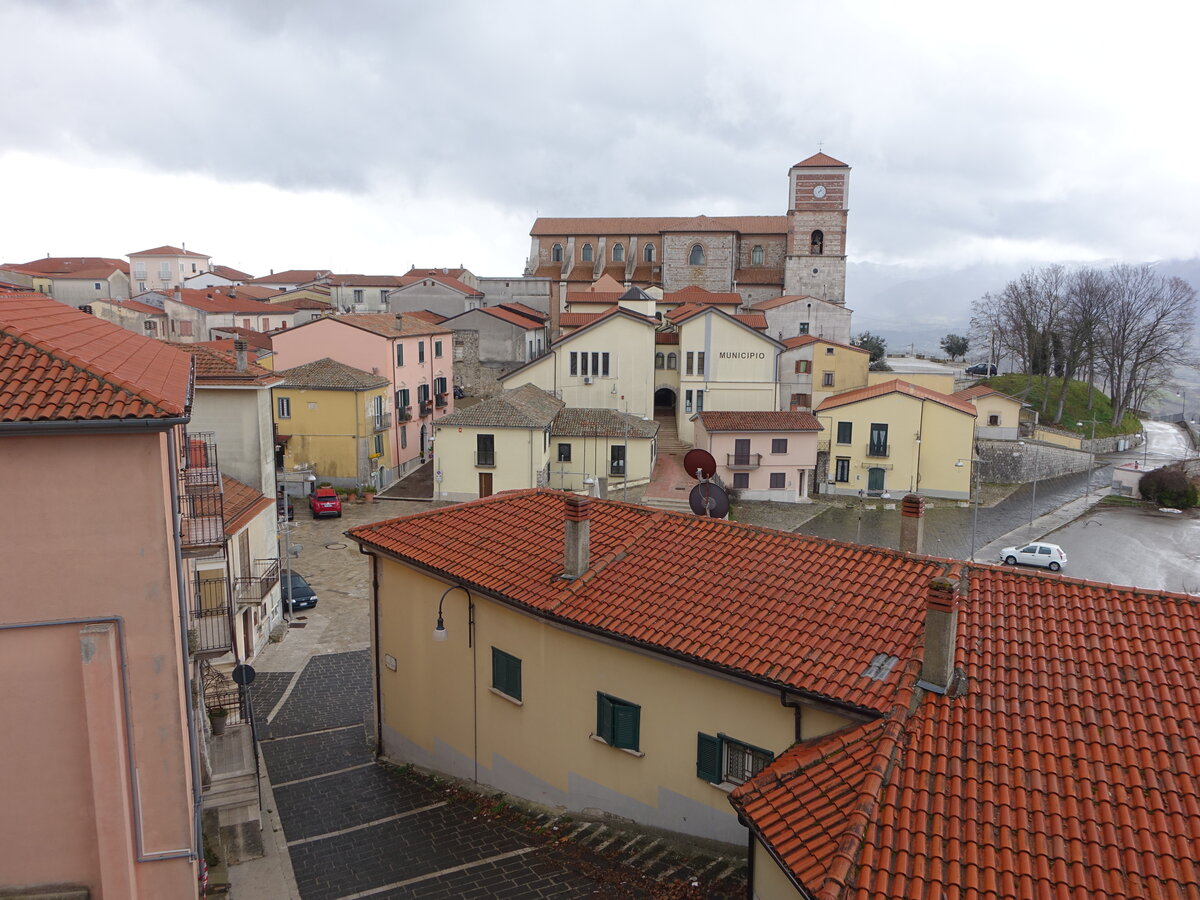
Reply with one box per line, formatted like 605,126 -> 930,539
784,152 -> 850,305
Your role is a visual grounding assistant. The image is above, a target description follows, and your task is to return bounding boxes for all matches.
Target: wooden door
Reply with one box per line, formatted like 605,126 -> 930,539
479,472 -> 493,498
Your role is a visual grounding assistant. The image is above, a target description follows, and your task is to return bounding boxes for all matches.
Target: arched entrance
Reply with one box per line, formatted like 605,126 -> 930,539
654,387 -> 676,412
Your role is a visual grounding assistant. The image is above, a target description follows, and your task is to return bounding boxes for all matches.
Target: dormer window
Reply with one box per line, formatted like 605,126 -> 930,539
581,243 -> 593,263
751,245 -> 764,266
643,243 -> 655,263
613,243 -> 624,262
689,244 -> 705,266
810,230 -> 824,255
551,243 -> 563,262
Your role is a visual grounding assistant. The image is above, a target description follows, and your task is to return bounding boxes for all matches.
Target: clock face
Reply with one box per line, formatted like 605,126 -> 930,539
812,185 -> 827,199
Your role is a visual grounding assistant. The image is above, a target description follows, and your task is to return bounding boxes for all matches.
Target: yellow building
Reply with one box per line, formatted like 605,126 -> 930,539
953,384 -> 1023,440
273,357 -> 392,490
815,379 -> 976,499
433,384 -> 658,501
777,335 -> 869,410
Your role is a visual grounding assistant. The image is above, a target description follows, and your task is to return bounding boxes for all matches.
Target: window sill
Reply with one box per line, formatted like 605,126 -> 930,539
703,779 -> 737,794
488,687 -> 523,706
589,734 -> 644,757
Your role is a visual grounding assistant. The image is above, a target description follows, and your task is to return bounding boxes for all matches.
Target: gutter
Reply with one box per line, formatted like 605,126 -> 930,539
0,415 -> 191,436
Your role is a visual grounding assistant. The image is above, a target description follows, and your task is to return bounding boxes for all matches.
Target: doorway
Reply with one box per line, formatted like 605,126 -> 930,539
242,608 -> 254,661
867,467 -> 885,493
733,438 -> 751,466
654,387 -> 676,412
478,472 -> 493,498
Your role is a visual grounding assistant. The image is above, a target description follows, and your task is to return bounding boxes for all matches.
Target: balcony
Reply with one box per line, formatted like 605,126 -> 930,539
865,443 -> 891,458
817,439 -> 831,452
435,392 -> 448,408
235,558 -> 280,606
190,573 -> 232,656
397,407 -> 412,422
475,450 -> 496,468
419,400 -> 432,417
370,412 -> 391,431
727,453 -> 762,469
180,432 -> 225,555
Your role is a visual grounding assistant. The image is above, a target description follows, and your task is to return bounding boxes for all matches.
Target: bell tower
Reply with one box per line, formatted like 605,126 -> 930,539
784,152 -> 850,304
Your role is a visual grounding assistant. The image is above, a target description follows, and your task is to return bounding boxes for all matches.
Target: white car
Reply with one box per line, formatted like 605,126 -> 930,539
1000,542 -> 1067,572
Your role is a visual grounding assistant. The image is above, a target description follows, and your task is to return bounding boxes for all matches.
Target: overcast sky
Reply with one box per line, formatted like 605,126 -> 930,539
3,0 -> 1198,296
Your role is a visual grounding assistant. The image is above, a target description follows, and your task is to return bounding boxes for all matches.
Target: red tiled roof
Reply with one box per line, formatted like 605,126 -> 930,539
406,266 -> 469,280
781,335 -> 868,354
530,264 -> 564,280
395,271 -> 483,297
161,288 -> 271,314
532,216 -> 788,237
349,490 -> 945,713
816,379 -> 977,416
952,384 -> 1020,403
328,274 -> 411,288
735,312 -> 768,330
497,302 -> 546,322
792,152 -> 849,168
209,264 -> 253,281
662,286 -> 743,306
222,475 -> 273,535
752,294 -> 823,311
245,269 -> 331,285
732,562 -> 1200,898
666,303 -> 769,331
559,312 -> 607,328
654,332 -> 679,344
406,309 -> 448,325
210,326 -> 273,350
4,257 -> 130,278
733,268 -> 785,286
479,306 -> 545,329
0,292 -> 191,421
95,298 -> 166,316
174,343 -> 278,385
128,245 -> 210,258
227,285 -> 278,301
566,291 -> 623,306
695,411 -> 823,432
299,313 -> 449,339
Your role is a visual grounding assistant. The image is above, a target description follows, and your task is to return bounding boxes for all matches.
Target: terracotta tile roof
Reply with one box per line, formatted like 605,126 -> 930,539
329,274 -> 412,288
5,257 -> 130,278
435,384 -> 563,429
163,288 -> 272,314
567,291 -> 623,306
654,332 -> 680,344
225,285 -> 277,301
781,335 -> 868,354
532,216 -> 789,238
732,563 -> 1200,898
751,293 -> 823,311
276,357 -> 389,390
816,379 -> 977,416
221,475 -> 273,535
244,269 -> 331,285
210,326 -> 273,350
695,411 -> 823,432
559,312 -> 608,328
662,286 -> 743,306
952,384 -> 1019,403
551,408 -> 659,439
337,313 -> 449,338
735,312 -> 768,330
406,266 -> 470,280
209,265 -> 253,281
0,292 -> 191,421
530,264 -> 564,280
733,268 -> 785,286
564,267 -> 602,283
792,152 -> 849,168
667,303 -> 769,331
395,272 -> 483,297
497,302 -> 546,323
475,306 -> 546,329
174,343 -> 278,385
348,489 -> 946,714
128,245 -> 210,258
406,309 -> 448,325
95,298 -> 166,316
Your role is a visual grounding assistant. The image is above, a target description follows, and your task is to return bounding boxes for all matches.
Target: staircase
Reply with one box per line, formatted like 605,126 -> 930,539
644,414 -> 696,512
655,414 -> 690,453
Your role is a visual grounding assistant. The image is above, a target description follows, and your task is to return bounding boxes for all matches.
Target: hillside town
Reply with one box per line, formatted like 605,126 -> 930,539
3,152 -> 1199,900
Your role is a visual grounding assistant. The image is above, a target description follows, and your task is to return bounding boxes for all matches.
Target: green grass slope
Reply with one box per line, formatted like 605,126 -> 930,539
980,375 -> 1143,437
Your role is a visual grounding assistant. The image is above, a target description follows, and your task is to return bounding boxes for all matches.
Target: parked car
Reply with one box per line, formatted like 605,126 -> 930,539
276,492 -> 294,521
283,571 -> 318,611
309,487 -> 342,518
1000,542 -> 1067,571
453,384 -> 465,399
965,363 -> 998,376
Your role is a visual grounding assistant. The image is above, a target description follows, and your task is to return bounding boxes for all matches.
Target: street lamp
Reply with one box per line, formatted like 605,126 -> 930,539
955,457 -> 982,562
1018,440 -> 1041,537
432,584 -> 473,645
1078,419 -> 1100,501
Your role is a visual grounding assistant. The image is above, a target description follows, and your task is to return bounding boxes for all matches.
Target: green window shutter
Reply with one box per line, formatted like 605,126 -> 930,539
597,693 -> 614,744
491,648 -> 521,701
612,701 -> 640,751
697,733 -> 722,783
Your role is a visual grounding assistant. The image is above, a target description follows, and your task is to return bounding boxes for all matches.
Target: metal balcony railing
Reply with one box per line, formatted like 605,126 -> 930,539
865,443 -> 891,458
190,573 -> 232,656
817,439 -> 831,452
419,400 -> 432,417
727,453 -> 762,469
370,412 -> 391,431
397,407 -> 412,422
235,558 -> 280,605
475,451 -> 496,467
179,432 -> 224,553
435,393 -> 448,408
201,661 -> 247,726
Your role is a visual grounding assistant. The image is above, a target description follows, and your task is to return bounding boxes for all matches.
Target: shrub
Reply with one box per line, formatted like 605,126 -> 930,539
1139,464 -> 1199,508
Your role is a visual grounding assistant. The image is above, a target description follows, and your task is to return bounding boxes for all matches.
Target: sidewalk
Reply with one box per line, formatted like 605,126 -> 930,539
975,489 -> 1108,563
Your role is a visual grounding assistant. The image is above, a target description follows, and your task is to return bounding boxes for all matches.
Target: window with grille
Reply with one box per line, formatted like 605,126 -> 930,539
596,693 -> 640,751
491,648 -> 521,701
277,396 -> 291,418
696,733 -> 774,786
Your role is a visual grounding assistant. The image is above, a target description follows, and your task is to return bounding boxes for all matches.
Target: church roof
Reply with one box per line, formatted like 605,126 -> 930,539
792,152 -> 849,168
531,216 -> 788,237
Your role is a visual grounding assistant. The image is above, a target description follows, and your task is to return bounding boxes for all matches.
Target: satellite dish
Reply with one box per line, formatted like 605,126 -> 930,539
689,483 -> 729,518
683,448 -> 717,481
231,664 -> 257,686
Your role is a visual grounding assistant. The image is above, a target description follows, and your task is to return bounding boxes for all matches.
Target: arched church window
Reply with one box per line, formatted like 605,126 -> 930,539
810,230 -> 824,255
752,245 -> 764,265
613,243 -> 624,262
551,243 -> 563,262
644,243 -> 655,262
689,244 -> 705,266
581,243 -> 593,262
655,352 -> 665,369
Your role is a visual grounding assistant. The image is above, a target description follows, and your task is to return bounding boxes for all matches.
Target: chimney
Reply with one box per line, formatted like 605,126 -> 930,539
899,493 -> 925,554
394,313 -> 404,330
234,339 -> 248,372
174,289 -> 182,304
563,494 -> 592,579
919,576 -> 961,694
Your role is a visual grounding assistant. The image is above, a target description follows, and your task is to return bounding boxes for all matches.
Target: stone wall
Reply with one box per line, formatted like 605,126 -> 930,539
977,438 -> 1092,484
662,233 -> 735,292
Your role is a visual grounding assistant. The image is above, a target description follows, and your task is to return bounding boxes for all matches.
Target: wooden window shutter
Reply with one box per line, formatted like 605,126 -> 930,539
612,702 -> 640,750
596,693 -> 614,744
794,359 -> 803,374
697,733 -> 722,783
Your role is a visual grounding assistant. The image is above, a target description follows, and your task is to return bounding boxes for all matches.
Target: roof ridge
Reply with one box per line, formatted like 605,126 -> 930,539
4,328 -> 186,418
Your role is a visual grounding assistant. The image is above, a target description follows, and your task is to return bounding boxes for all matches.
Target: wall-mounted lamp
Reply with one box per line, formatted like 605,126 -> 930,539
432,584 -> 473,645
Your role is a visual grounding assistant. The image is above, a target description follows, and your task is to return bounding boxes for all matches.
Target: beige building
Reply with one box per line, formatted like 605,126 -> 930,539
433,384 -> 657,501
778,335 -> 869,411
129,244 -> 212,293
749,293 -> 853,345
816,379 -> 976,499
0,256 -> 131,305
93,296 -> 169,337
954,384 -> 1023,440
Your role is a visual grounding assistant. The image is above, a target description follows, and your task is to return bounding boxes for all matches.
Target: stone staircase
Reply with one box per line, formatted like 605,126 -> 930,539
644,414 -> 697,513
655,414 -> 691,453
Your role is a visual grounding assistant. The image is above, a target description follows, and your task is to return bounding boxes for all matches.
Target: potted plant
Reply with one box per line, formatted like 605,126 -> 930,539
208,706 -> 229,736
363,485 -> 377,503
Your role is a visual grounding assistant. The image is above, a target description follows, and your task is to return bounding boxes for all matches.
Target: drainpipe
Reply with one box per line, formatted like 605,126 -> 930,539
166,427 -> 204,863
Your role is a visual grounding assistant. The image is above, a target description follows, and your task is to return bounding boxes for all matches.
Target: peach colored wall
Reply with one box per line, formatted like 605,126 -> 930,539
696,425 -> 819,494
0,430 -> 196,899
271,318 -> 457,472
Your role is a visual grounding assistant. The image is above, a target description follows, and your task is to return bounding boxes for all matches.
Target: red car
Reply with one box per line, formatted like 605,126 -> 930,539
309,487 -> 342,518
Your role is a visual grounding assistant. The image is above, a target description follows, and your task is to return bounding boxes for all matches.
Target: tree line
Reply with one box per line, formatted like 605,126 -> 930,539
970,264 -> 1197,427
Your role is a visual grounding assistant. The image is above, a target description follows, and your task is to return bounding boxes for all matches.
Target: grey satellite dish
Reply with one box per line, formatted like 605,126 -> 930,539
689,483 -> 729,518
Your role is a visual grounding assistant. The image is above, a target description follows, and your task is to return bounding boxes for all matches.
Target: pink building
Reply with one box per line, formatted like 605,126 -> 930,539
270,313 -> 455,480
693,410 -> 823,502
0,292 -> 202,897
